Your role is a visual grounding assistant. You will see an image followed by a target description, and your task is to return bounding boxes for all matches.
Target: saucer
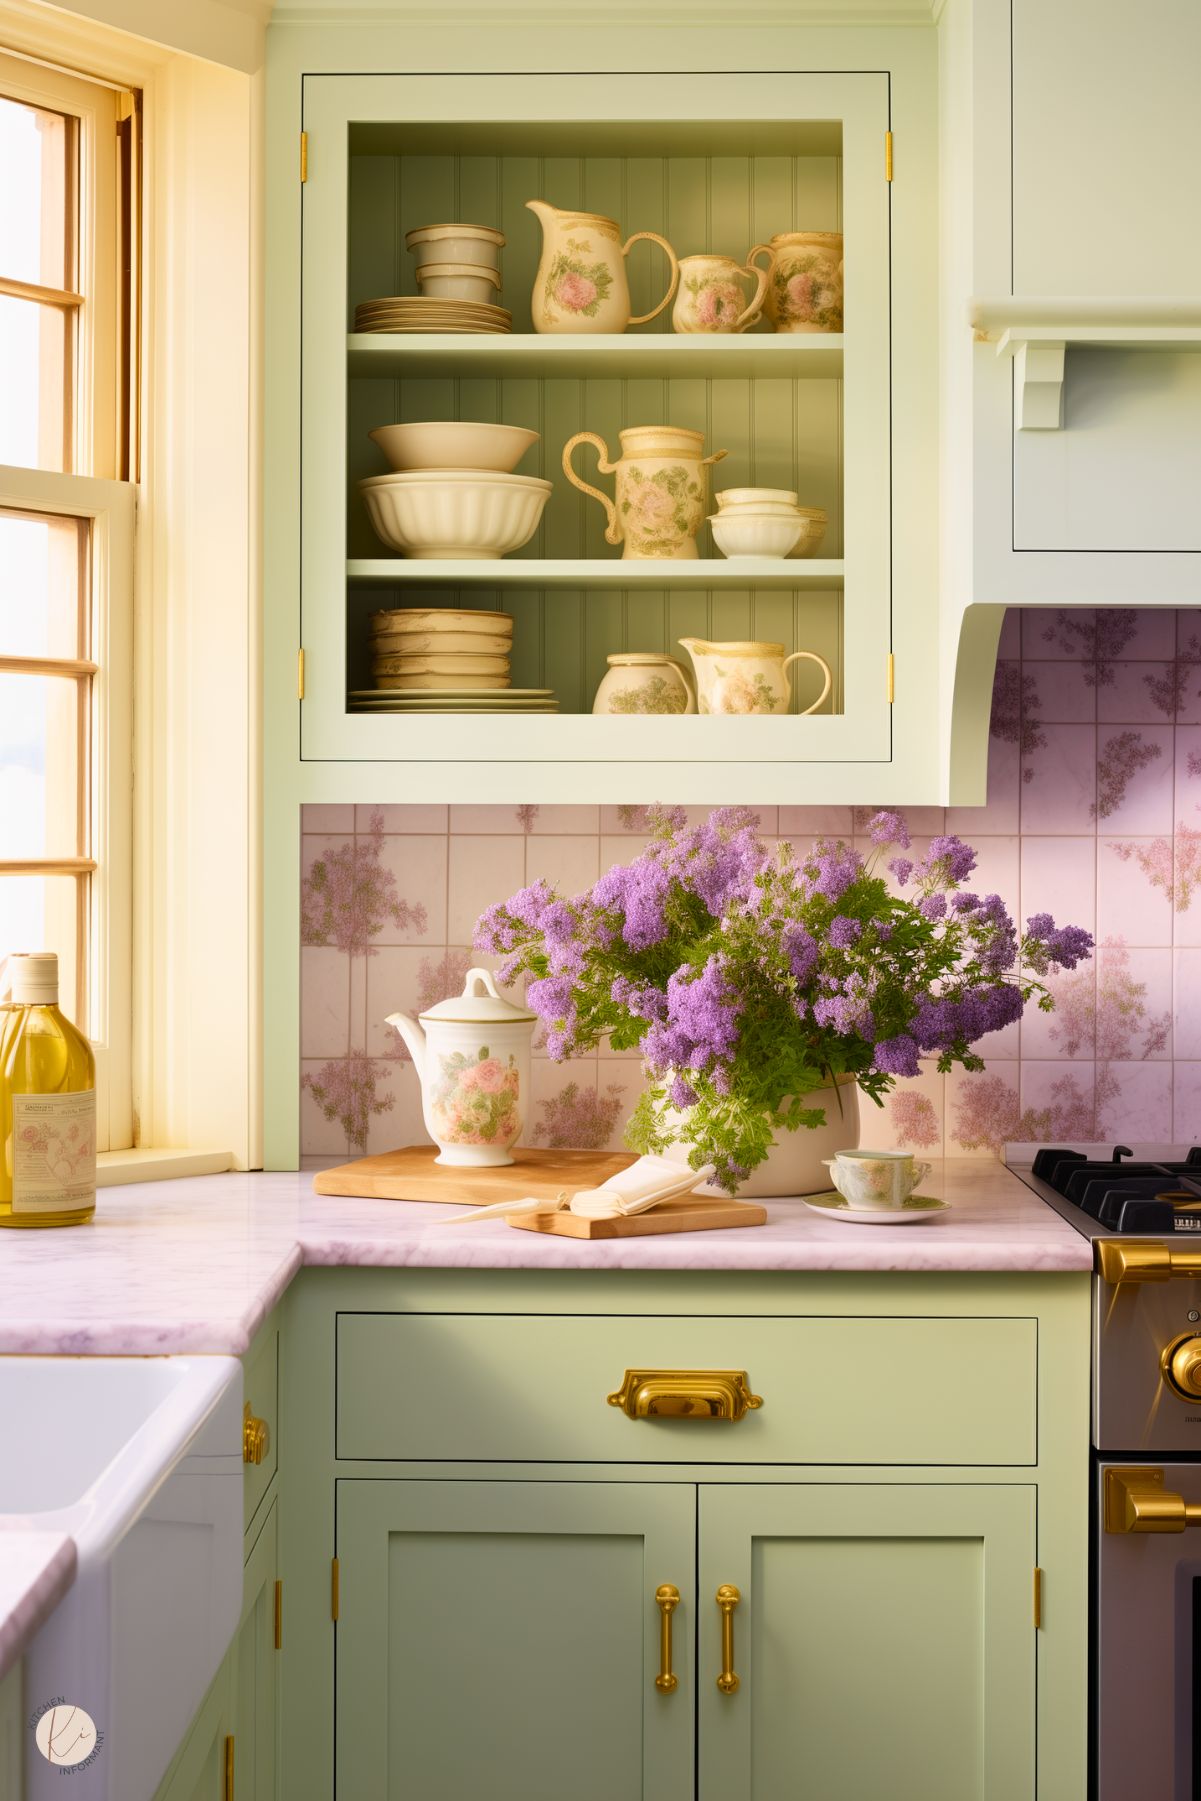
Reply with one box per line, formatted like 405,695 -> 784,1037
801,1192 -> 950,1226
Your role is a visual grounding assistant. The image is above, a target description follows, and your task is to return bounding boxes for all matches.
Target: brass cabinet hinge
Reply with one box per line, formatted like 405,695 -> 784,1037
223,1735 -> 235,1801
300,130 -> 308,183
331,1556 -> 340,1621
885,130 -> 893,182
298,647 -> 306,700
1033,1567 -> 1043,1629
274,1578 -> 283,1649
886,653 -> 895,703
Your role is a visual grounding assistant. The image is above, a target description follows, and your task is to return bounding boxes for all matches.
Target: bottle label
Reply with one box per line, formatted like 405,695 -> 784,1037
11,1091 -> 96,1214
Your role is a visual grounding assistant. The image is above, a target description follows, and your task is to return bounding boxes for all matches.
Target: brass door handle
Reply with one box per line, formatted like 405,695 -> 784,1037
1096,1240 -> 1201,1284
716,1584 -> 741,1694
607,1369 -> 763,1422
1105,1467 -> 1201,1533
243,1403 -> 270,1466
655,1584 -> 680,1693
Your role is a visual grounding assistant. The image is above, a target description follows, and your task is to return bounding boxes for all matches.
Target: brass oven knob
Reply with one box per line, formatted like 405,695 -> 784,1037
1162,1335 -> 1201,1400
243,1402 -> 270,1465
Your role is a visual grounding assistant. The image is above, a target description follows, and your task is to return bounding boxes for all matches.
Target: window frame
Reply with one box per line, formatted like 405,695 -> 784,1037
0,50 -> 133,1151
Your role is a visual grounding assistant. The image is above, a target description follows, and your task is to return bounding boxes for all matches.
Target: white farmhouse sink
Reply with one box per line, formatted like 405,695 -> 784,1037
0,1356 -> 243,1801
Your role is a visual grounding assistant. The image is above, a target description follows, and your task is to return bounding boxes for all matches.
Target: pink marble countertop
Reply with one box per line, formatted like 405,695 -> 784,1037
0,1529 -> 76,1682
0,1160 -> 1091,1356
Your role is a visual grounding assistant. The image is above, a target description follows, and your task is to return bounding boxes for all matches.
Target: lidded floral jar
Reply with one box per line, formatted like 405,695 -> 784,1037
385,968 -> 534,1167
763,232 -> 843,333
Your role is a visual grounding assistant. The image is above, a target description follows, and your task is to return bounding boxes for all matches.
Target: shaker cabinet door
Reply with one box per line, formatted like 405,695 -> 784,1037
234,1501 -> 278,1801
697,1483 -> 1036,1801
335,1479 -> 695,1801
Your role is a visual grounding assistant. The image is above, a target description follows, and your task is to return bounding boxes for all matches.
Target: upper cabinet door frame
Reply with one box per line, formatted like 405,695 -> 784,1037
299,71 -> 892,771
697,1482 -> 1036,1801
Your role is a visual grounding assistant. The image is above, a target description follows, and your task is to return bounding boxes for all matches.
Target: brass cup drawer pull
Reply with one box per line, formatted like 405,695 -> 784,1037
716,1584 -> 741,1694
1105,1466 -> 1201,1533
243,1402 -> 270,1466
607,1369 -> 763,1422
655,1584 -> 680,1693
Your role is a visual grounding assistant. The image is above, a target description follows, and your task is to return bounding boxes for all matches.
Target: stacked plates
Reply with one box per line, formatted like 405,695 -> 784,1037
354,295 -> 511,335
362,608 -> 557,711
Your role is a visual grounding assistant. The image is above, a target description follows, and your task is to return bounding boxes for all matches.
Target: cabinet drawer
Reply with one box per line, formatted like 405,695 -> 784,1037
336,1313 -> 1036,1466
242,1323 -> 278,1528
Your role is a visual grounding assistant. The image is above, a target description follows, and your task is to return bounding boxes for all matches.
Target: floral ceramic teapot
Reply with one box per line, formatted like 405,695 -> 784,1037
527,199 -> 679,334
386,968 -> 535,1167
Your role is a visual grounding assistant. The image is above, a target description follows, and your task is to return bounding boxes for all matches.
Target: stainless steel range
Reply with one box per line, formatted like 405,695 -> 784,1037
1010,1143 -> 1201,1801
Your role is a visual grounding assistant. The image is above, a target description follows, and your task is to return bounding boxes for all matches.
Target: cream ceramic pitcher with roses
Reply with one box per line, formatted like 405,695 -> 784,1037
527,199 -> 679,333
386,968 -> 535,1167
563,426 -> 728,558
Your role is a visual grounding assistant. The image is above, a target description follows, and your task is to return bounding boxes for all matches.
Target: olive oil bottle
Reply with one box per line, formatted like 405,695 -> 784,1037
0,953 -> 96,1228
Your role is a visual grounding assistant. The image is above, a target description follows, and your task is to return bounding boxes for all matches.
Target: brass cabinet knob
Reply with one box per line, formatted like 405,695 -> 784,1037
1162,1335 -> 1201,1399
243,1402 -> 270,1466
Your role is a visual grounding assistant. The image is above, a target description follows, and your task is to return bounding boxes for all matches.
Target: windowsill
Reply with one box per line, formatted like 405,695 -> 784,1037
97,1148 -> 236,1187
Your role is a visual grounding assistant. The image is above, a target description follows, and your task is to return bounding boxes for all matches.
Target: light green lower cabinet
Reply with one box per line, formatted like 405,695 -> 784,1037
153,1501 -> 278,1801
335,1480 -> 695,1801
0,1662 -> 21,1801
698,1484 -> 1036,1801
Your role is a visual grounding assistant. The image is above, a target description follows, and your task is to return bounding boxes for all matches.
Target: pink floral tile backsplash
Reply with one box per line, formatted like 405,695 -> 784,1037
299,608 -> 1201,1161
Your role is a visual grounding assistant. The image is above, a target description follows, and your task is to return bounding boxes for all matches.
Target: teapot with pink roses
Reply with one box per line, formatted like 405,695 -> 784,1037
386,968 -> 535,1167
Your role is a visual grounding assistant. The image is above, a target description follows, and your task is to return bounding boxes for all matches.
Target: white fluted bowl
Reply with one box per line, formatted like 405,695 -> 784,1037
709,510 -> 804,559
360,470 -> 552,559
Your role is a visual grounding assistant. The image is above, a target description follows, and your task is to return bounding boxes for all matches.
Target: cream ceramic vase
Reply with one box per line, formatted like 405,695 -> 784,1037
678,637 -> 833,715
671,246 -> 774,334
385,968 -> 535,1167
592,653 -> 696,715
763,231 -> 844,333
563,426 -> 728,559
665,1080 -> 861,1198
527,200 -> 679,334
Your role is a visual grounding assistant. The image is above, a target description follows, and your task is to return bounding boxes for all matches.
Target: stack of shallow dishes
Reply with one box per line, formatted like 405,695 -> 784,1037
708,488 -> 829,560
353,294 -> 511,334
353,222 -> 511,335
360,421 -> 552,561
358,609 -> 558,715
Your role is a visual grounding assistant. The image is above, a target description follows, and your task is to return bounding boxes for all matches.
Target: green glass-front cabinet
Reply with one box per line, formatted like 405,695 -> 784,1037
333,1477 -> 1034,1801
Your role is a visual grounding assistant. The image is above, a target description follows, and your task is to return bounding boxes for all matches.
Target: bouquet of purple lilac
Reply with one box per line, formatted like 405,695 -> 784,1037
474,806 -> 1093,1193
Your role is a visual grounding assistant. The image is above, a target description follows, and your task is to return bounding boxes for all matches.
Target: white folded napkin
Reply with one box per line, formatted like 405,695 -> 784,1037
441,1153 -> 716,1225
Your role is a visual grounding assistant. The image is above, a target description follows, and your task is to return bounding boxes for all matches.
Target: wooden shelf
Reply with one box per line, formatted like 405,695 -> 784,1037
346,557 -> 845,590
347,332 -> 844,381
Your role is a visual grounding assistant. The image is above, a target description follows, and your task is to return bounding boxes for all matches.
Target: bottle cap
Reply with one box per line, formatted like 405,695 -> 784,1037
9,953 -> 59,1005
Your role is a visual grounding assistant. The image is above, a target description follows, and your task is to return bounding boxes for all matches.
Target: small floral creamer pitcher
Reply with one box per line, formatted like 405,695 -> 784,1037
386,968 -> 535,1167
527,199 -> 679,334
672,246 -> 774,334
678,638 -> 833,715
563,426 -> 728,559
763,231 -> 843,333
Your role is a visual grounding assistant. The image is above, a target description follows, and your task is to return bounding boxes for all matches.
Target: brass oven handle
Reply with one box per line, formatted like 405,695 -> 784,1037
243,1402 -> 270,1466
655,1585 -> 680,1693
716,1584 -> 741,1694
1105,1467 -> 1201,1533
607,1369 -> 763,1422
1096,1239 -> 1201,1284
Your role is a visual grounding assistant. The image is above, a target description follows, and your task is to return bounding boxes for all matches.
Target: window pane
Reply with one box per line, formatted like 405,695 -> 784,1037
0,94 -> 72,290
0,673 -> 84,859
0,872 -> 81,1026
0,295 -> 70,472
0,508 -> 86,657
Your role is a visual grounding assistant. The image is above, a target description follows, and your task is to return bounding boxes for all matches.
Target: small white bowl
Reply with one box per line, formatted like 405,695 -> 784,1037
404,223 -> 505,268
789,505 -> 829,560
370,607 -> 513,635
369,421 -> 538,474
709,511 -> 804,559
360,470 -> 552,559
716,487 -> 798,510
415,262 -> 502,304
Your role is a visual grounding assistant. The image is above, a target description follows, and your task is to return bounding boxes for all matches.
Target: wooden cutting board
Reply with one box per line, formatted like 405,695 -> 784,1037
312,1144 -> 638,1206
508,1196 -> 768,1239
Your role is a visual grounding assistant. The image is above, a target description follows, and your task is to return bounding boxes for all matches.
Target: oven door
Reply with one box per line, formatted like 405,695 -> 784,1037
1098,1461 -> 1201,1801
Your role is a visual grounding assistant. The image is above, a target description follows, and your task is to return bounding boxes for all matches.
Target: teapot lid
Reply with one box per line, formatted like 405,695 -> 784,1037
419,965 -> 535,1025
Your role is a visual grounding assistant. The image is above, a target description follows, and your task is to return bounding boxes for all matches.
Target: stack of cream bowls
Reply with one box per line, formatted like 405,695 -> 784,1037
360,421 -> 552,559
709,488 -> 829,561
369,607 -> 514,691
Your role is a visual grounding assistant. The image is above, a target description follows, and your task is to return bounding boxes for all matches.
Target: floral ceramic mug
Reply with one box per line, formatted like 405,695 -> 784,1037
824,1150 -> 932,1210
